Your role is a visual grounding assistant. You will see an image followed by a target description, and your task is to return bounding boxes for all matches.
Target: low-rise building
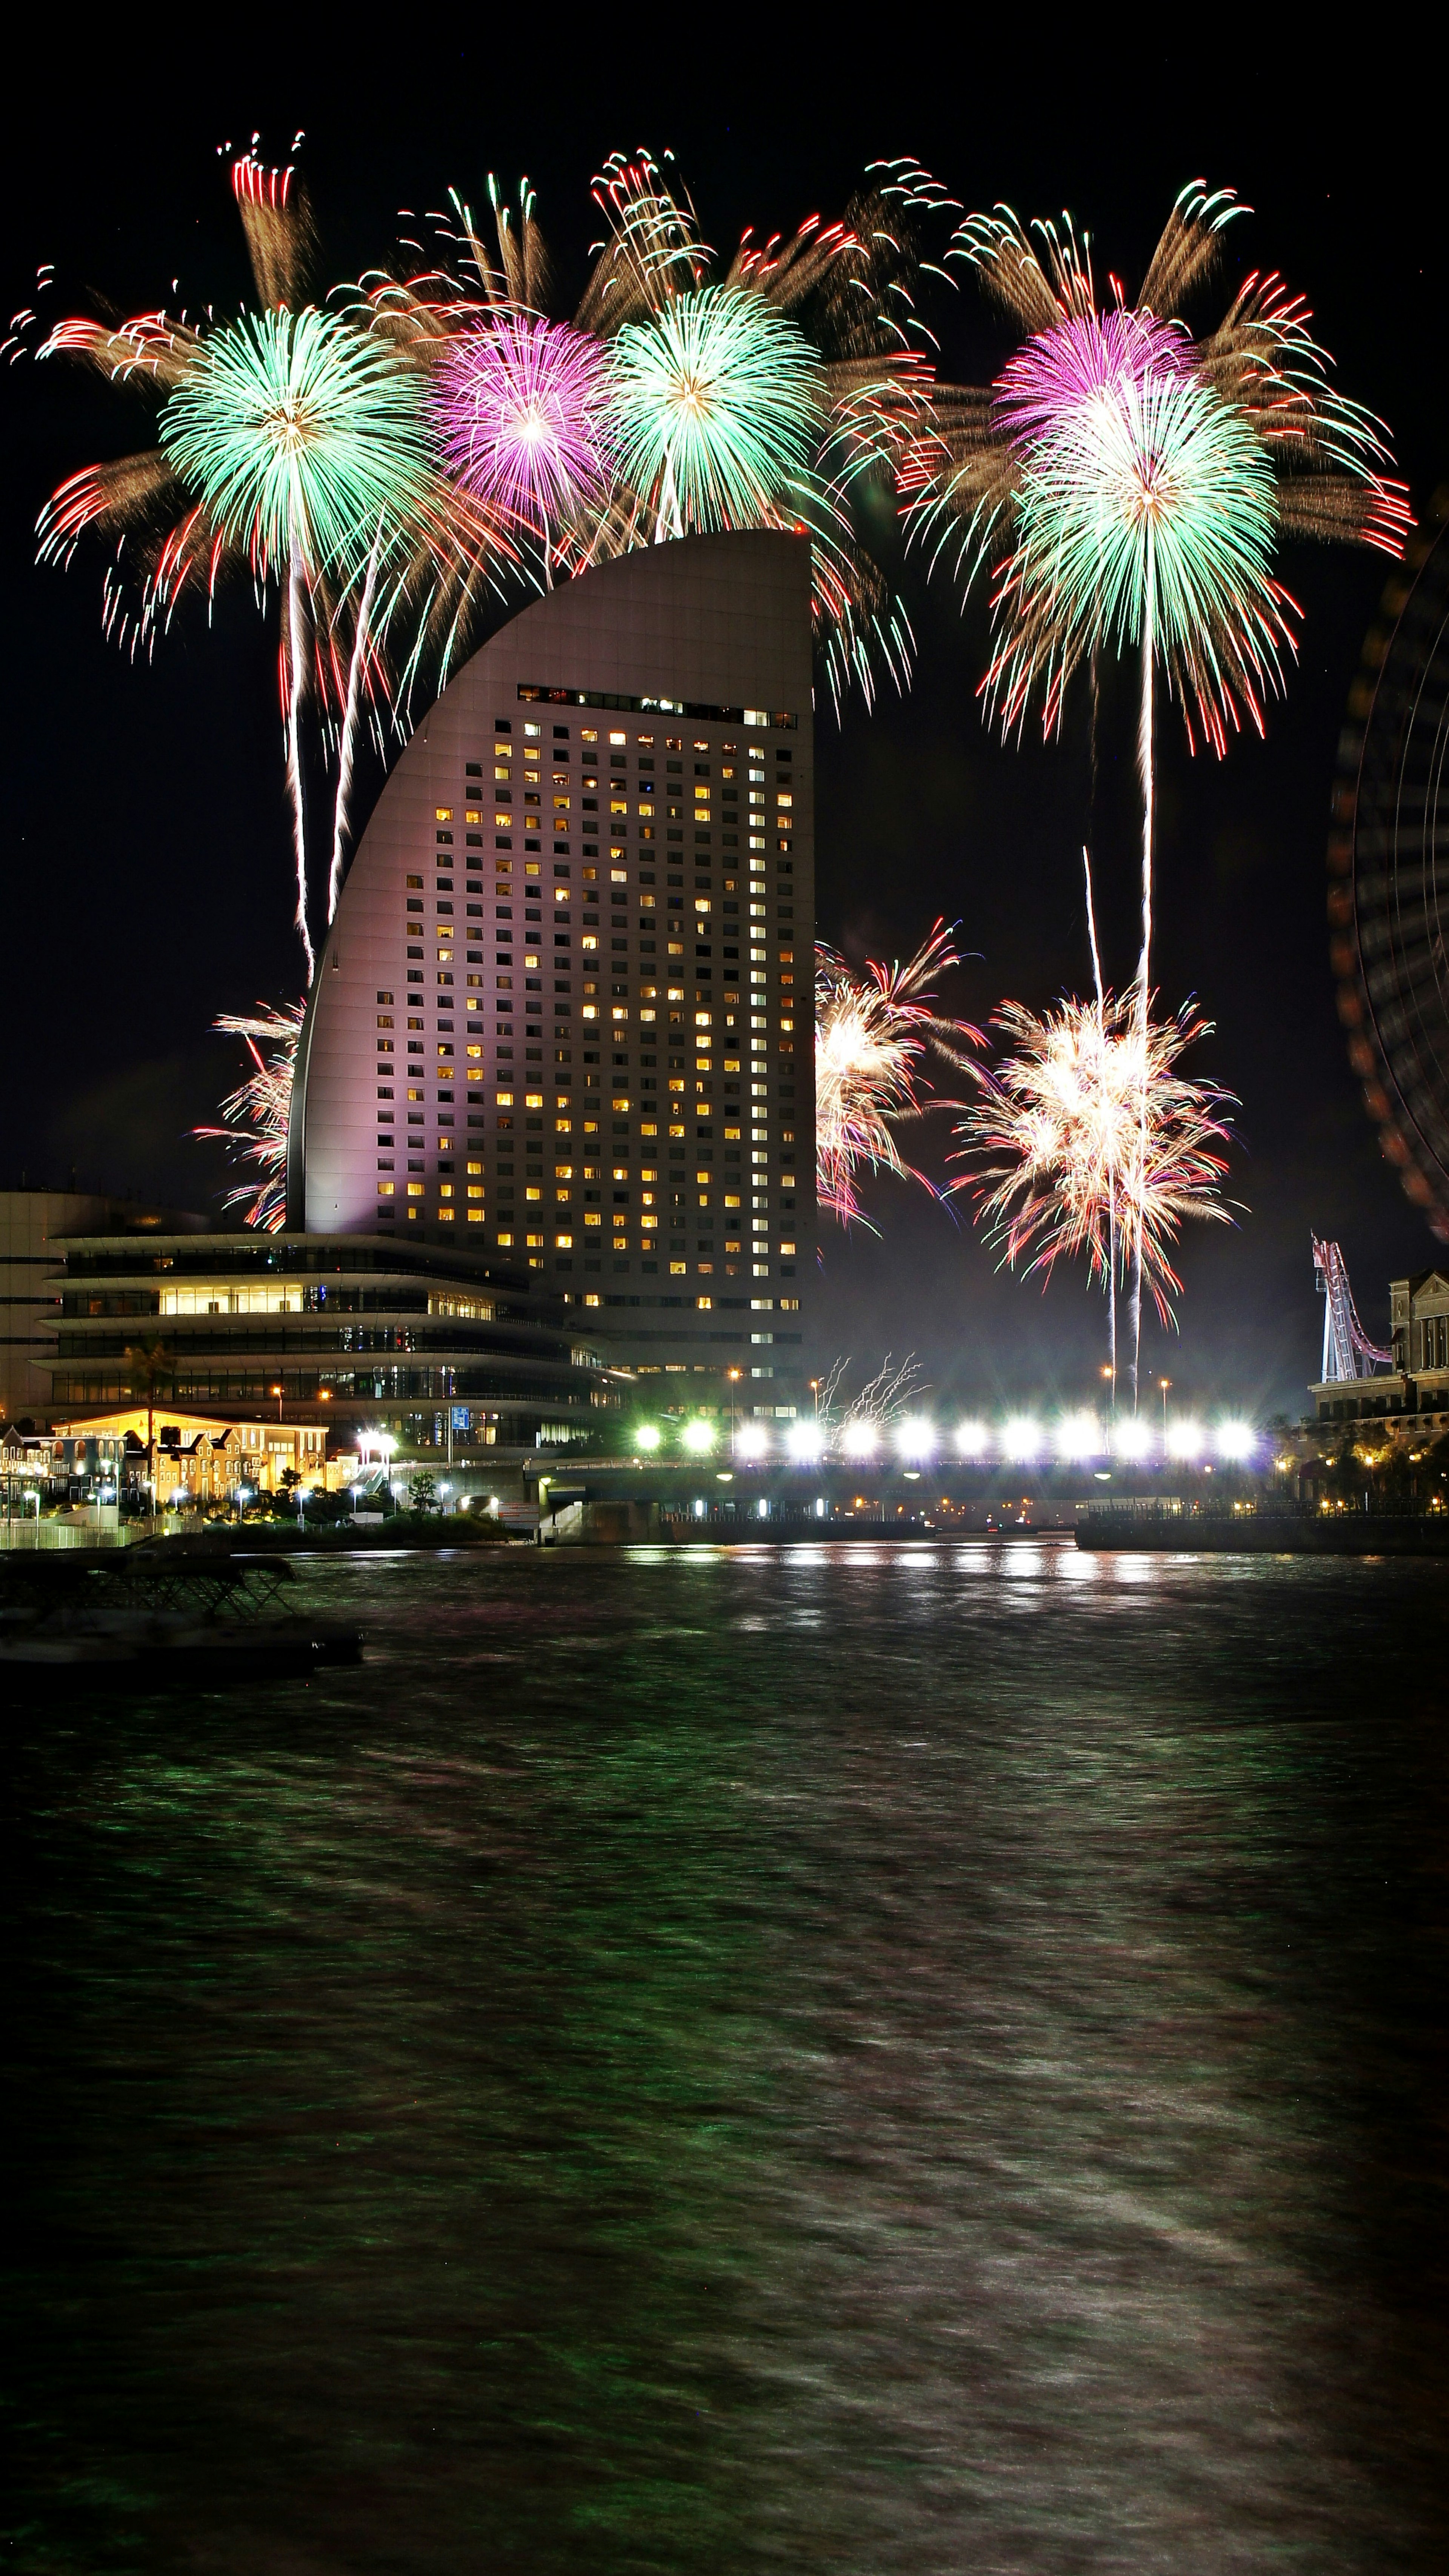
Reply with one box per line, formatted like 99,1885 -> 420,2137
43,1229 -> 624,1470
47,1407 -> 340,1509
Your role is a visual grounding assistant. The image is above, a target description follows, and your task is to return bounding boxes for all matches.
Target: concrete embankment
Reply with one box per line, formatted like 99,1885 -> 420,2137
1077,1516 -> 1449,1556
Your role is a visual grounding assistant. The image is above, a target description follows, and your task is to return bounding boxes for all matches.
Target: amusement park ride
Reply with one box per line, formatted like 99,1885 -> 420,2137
1313,1235 -> 1393,1383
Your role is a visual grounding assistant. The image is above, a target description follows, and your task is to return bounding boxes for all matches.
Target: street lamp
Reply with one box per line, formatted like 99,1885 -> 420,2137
1159,1377 -> 1172,1443
726,1366 -> 742,1458
270,1383 -> 284,1424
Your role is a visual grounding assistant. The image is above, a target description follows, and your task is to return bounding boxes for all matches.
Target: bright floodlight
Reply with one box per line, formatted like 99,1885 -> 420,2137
1166,1417 -> 1205,1461
1001,1414 -> 1043,1462
894,1416 -> 936,1461
682,1417 -> 716,1454
1054,1410 -> 1101,1460
1215,1420 -> 1255,1461
841,1419 -> 879,1458
788,1419 -> 824,1461
1112,1416 -> 1153,1461
635,1423 -> 661,1451
736,1421 -> 770,1459
955,1418 -> 990,1459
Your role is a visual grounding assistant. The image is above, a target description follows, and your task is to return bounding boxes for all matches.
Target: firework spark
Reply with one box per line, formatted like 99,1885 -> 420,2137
194,999 -> 304,1232
955,986 -> 1235,1334
816,924 -> 980,1229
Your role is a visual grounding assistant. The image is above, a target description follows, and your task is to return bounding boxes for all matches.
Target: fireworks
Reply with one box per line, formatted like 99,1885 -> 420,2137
432,313 -> 610,532
988,308 -> 1290,752
159,306 -> 435,579
194,1000 -> 305,1233
907,180 -> 1410,778
37,152 -> 514,986
816,924 -> 980,1229
912,186 -> 1410,701
366,147 -> 940,707
955,987 -> 1235,1333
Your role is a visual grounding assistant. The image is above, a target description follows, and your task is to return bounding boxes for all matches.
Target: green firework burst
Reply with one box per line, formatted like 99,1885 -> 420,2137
159,306 -> 436,577
603,286 -> 824,535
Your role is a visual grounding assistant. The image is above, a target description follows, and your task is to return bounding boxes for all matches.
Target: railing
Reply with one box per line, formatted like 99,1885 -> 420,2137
1082,1497 -> 1447,1524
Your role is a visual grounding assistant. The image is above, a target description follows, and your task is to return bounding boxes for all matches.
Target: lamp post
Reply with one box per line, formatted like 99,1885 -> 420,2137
271,1382 -> 284,1424
1100,1363 -> 1115,1427
1159,1378 -> 1172,1444
727,1367 -> 741,1458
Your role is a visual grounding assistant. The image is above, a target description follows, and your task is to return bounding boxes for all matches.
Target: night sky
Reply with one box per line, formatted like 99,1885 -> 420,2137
3,45 -> 1443,1420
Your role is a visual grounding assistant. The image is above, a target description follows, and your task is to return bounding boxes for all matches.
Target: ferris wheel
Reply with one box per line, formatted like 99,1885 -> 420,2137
1331,495 -> 1449,1243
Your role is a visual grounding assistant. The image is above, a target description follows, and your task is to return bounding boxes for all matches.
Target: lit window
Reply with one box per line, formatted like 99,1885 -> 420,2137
377,1181 -> 395,1197
555,1232 -> 573,1248
496,1091 -> 514,1106
467,1209 -> 484,1222
497,1230 -> 514,1245
407,1182 -> 424,1198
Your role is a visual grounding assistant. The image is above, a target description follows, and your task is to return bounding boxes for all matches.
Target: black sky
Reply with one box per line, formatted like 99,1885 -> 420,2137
2,34 -> 1443,1418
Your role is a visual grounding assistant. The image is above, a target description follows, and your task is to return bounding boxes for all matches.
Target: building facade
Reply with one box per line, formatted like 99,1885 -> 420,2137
0,1189 -> 205,1427
289,531 -> 814,1423
46,1231 -> 621,1464
1311,1267 -> 1449,1432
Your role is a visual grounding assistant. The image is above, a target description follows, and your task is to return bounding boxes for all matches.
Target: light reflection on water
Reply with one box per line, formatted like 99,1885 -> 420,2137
9,1540 -> 1449,2573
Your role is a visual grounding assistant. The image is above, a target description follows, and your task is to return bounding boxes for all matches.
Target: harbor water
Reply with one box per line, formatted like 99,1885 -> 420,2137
9,1538 -> 1448,2571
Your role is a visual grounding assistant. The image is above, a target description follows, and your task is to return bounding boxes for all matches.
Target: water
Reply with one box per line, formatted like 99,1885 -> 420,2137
8,1540 -> 1447,2573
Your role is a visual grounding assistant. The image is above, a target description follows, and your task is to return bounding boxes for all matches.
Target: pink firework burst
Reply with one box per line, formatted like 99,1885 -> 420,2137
992,305 -> 1189,451
433,313 -> 609,534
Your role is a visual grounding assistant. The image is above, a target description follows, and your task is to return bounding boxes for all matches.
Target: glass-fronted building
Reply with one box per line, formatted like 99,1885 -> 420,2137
48,1232 -> 620,1461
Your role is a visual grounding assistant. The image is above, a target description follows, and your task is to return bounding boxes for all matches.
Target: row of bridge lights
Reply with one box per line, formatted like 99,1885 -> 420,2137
634,1414 -> 1258,1464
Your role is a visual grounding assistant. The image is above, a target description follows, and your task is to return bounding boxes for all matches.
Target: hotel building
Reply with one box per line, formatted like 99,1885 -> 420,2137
289,531 -> 814,1420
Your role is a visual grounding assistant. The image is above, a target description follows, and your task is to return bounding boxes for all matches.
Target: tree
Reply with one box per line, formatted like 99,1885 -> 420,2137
123,1339 -> 171,1514
409,1472 -> 438,1515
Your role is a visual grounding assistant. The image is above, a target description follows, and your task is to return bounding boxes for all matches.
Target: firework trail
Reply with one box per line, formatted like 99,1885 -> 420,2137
815,923 -> 980,1229
817,1352 -> 927,1441
954,980 -> 1235,1338
194,1000 -> 306,1232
